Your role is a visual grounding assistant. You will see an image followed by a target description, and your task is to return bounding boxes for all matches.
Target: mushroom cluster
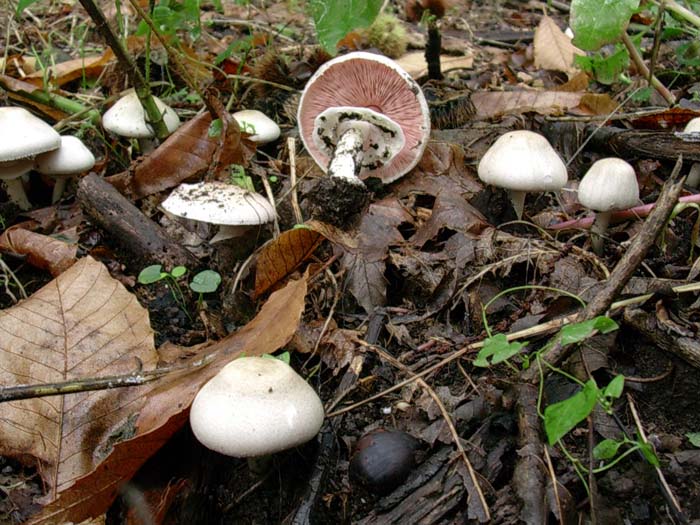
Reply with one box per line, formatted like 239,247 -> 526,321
0,107 -> 95,208
297,51 -> 431,224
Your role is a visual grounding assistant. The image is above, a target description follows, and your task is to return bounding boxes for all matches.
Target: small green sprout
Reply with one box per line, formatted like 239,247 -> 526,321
189,269 -> 222,308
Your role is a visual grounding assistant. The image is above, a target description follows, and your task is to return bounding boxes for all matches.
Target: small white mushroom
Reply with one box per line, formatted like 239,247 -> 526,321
683,118 -> 700,188
161,181 -> 276,243
578,157 -> 639,256
102,89 -> 180,153
477,130 -> 568,220
232,109 -> 281,144
0,107 -> 61,209
189,356 -> 324,462
34,136 -> 95,203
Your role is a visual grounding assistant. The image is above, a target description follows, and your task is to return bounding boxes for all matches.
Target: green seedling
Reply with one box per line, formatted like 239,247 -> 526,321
189,269 -> 222,308
474,284 -> 658,494
138,264 -> 190,319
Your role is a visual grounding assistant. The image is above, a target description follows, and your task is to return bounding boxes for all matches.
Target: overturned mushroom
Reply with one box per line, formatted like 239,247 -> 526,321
297,51 -> 430,225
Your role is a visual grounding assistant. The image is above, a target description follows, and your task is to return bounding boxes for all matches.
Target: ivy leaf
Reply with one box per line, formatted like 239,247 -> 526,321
308,0 -> 382,54
570,0 -> 639,51
602,375 -> 625,400
544,379 -> 599,445
686,433 -> 700,448
559,316 -> 618,346
473,334 -> 527,367
593,438 -> 623,460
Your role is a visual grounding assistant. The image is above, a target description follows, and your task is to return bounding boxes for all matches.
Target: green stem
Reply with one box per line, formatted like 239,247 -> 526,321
663,0 -> 700,29
77,0 -> 171,138
620,32 -> 675,106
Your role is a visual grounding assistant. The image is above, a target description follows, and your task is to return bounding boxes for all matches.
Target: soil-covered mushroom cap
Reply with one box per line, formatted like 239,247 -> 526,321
0,107 -> 61,162
102,90 -> 180,139
161,181 -> 276,226
232,109 -> 281,143
34,136 -> 95,175
477,130 -> 568,192
189,356 -> 325,457
578,158 -> 639,212
297,51 -> 430,184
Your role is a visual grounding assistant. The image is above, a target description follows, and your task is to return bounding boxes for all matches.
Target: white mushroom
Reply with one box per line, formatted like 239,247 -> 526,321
189,356 -> 324,464
34,136 -> 95,203
477,130 -> 568,219
578,157 -> 639,256
161,181 -> 276,243
297,51 -> 431,186
0,107 -> 61,209
683,118 -> 700,188
232,109 -> 281,144
102,89 -> 180,153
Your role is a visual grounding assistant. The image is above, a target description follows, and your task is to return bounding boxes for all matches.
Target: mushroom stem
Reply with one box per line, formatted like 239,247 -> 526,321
3,178 -> 32,210
326,127 -> 367,186
687,163 -> 700,188
590,210 -> 612,256
52,177 -> 68,204
508,190 -> 527,219
247,455 -> 272,476
210,225 -> 252,244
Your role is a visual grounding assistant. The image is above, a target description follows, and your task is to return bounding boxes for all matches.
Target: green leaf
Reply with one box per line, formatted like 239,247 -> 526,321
602,375 -> 625,400
138,264 -> 165,285
189,270 -> 222,294
208,118 -> 223,138
16,0 -> 42,15
559,316 -> 618,346
473,334 -> 527,367
170,266 -> 187,279
638,441 -> 660,467
687,433 -> 700,447
593,438 -> 623,460
575,45 -> 630,85
544,379 -> 599,445
570,0 -> 639,51
308,0 -> 383,54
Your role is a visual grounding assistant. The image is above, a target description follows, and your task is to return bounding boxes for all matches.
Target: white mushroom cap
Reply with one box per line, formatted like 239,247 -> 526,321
189,356 -> 325,457
102,89 -> 180,139
477,130 -> 568,192
684,118 -> 700,133
578,158 -> 639,212
34,136 -> 95,175
0,158 -> 35,180
233,110 -> 281,143
297,51 -> 431,184
0,107 -> 61,162
161,181 -> 276,226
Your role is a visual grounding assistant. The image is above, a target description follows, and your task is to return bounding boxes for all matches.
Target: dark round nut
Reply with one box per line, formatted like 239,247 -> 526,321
349,429 -> 417,495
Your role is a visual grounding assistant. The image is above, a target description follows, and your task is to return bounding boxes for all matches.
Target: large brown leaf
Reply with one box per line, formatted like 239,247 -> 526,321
29,273 -> 308,524
0,256 -> 157,500
116,111 -> 249,199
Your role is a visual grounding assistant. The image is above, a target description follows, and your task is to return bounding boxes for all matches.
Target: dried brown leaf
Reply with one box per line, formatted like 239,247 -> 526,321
472,91 -> 585,119
533,15 -> 584,76
0,257 -> 157,501
126,112 -> 248,198
254,227 -> 323,298
29,274 -> 308,524
0,228 -> 77,276
396,51 -> 473,78
24,54 -> 113,87
0,74 -> 68,121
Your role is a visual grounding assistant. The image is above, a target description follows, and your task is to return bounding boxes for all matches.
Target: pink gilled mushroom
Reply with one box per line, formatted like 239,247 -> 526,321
297,51 -> 431,187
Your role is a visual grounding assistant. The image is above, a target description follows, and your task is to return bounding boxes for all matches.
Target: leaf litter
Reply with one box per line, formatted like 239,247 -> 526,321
1,0 -> 700,524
